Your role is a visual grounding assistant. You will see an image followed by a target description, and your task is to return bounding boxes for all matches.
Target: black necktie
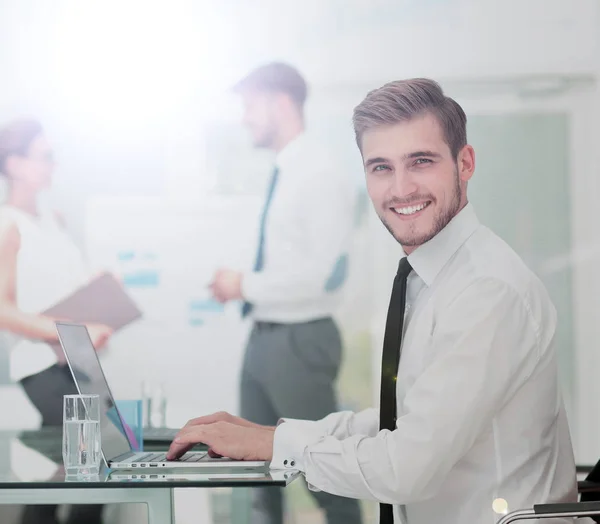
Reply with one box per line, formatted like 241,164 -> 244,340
241,167 -> 280,317
379,257 -> 413,524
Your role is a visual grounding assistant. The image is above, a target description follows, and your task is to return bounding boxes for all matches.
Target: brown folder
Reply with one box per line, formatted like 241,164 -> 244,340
43,272 -> 142,330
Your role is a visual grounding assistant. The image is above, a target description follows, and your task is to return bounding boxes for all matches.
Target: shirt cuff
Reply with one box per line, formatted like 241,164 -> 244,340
241,271 -> 264,305
278,417 -> 335,435
270,419 -> 325,471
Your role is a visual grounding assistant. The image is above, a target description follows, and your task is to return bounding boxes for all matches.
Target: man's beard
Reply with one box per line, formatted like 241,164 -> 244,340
380,169 -> 462,248
252,124 -> 277,149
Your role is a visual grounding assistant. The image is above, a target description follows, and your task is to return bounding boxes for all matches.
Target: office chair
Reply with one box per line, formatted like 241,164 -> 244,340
497,464 -> 600,523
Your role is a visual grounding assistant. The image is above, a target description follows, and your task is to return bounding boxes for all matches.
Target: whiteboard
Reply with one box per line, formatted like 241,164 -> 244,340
85,195 -> 263,426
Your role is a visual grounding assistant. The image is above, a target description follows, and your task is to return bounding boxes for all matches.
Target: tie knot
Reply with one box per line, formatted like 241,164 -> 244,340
396,257 -> 412,280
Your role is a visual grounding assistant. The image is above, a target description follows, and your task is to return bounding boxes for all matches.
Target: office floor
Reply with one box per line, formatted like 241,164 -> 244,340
286,479 -> 376,524
0,506 -> 20,524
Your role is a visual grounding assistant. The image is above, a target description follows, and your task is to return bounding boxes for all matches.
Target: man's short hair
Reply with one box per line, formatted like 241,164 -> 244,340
233,62 -> 308,108
353,78 -> 467,158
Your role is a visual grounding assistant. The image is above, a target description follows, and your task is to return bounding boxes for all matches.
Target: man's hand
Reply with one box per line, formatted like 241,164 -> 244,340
210,269 -> 243,303
167,421 -> 275,462
85,323 -> 113,350
182,411 -> 274,432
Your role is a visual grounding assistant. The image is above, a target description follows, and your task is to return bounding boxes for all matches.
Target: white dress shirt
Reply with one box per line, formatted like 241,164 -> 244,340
271,204 -> 578,523
241,133 -> 356,323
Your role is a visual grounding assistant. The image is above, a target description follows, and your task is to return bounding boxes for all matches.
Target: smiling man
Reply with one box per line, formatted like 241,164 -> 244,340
168,78 -> 578,523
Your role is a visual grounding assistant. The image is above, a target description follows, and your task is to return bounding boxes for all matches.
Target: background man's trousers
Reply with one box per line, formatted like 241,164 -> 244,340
240,317 -> 363,524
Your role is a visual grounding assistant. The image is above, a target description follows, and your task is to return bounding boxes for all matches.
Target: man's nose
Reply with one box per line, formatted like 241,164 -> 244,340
390,170 -> 418,198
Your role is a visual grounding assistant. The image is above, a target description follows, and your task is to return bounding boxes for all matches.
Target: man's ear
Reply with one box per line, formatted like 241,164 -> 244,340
3,154 -> 19,177
457,145 -> 475,183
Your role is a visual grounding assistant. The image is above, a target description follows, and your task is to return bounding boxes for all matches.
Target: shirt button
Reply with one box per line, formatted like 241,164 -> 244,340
284,460 -> 288,466
290,460 -> 295,467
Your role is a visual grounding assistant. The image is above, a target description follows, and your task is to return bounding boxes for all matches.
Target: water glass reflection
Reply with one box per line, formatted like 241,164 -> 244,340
142,381 -> 167,428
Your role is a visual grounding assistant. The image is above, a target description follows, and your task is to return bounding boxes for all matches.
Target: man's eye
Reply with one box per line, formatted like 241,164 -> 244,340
414,158 -> 432,165
373,164 -> 390,172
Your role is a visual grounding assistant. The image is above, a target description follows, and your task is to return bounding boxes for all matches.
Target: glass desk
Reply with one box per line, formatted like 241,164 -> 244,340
0,429 -> 299,523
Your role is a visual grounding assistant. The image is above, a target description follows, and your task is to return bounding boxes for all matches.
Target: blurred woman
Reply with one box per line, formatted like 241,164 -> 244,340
0,118 -> 111,524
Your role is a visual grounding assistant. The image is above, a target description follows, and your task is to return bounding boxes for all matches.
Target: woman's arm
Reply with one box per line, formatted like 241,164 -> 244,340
0,221 -> 60,342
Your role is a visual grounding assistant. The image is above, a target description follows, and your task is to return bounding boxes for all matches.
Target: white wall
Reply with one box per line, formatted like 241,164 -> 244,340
2,0 -> 598,111
223,0 -> 600,87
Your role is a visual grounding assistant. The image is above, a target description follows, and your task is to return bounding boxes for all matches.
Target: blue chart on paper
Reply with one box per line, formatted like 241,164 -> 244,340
117,251 -> 160,288
116,250 -> 228,327
188,299 -> 225,327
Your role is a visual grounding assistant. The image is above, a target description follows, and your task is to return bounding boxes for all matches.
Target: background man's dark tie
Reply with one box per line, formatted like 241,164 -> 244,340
241,166 -> 280,317
379,257 -> 413,523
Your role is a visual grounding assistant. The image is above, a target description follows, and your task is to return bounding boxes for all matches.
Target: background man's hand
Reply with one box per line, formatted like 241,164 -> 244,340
210,269 -> 243,303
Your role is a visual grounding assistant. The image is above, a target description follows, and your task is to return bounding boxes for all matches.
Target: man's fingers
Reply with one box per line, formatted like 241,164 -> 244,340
184,412 -> 228,428
210,287 -> 224,302
166,442 -> 194,461
184,417 -> 205,429
213,292 -> 226,303
167,426 -> 212,460
167,434 -> 198,460
168,417 -> 235,460
167,430 -> 199,459
208,448 -> 223,458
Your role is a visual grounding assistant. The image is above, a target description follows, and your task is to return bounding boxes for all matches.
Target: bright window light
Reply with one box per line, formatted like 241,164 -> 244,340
48,1 -> 239,126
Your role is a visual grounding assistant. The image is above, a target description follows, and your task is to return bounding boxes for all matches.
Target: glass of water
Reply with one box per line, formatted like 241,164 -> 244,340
141,381 -> 167,428
63,394 -> 102,476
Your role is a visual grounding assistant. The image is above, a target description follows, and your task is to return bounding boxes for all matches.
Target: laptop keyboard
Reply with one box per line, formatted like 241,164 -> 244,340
133,452 -> 207,463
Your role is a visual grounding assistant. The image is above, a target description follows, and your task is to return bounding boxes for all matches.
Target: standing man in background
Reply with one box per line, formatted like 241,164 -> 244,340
209,62 -> 362,524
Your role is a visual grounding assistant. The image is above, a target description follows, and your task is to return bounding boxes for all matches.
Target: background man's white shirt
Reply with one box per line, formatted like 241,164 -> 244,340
242,133 -> 356,323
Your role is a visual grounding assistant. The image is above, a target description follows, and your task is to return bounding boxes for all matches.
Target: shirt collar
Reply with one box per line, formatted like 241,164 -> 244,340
406,203 -> 480,287
275,132 -> 307,171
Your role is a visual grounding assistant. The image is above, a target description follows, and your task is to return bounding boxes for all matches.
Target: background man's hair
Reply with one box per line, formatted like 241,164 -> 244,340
233,62 -> 308,109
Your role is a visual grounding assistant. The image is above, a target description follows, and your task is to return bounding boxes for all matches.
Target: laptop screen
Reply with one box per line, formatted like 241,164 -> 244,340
55,322 -> 133,462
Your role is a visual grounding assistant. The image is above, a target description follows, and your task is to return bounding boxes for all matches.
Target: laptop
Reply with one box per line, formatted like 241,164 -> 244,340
56,321 -> 268,470
109,471 -> 266,482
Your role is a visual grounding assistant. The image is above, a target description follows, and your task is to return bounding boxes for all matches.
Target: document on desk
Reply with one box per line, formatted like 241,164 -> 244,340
43,272 -> 142,330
